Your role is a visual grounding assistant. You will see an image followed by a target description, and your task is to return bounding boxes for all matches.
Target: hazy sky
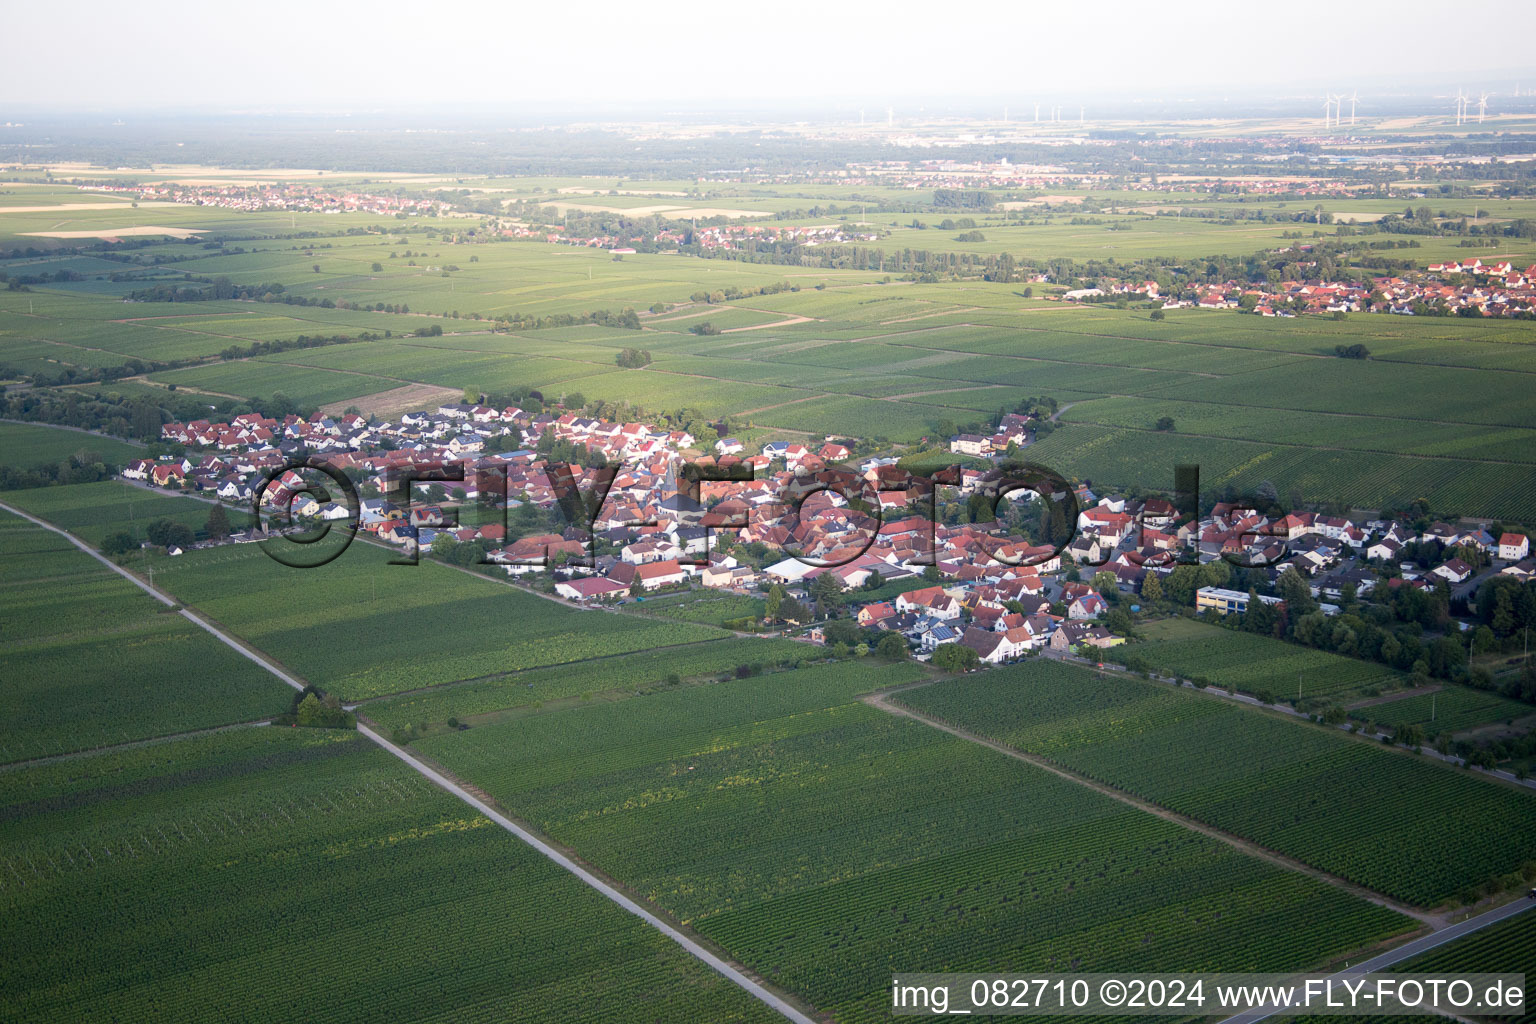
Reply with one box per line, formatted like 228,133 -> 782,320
4,0 -> 1534,112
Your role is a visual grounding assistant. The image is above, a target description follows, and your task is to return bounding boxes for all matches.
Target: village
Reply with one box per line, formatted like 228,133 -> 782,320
1071,256 -> 1536,318
125,396 -> 1535,671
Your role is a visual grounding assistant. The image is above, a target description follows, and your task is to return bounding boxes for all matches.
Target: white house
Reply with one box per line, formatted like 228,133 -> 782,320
1499,533 -> 1530,561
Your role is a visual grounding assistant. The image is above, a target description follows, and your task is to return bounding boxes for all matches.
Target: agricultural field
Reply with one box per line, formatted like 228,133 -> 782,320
414,659 -> 1413,1022
362,635 -> 808,732
9,219 -> 1536,520
1352,686 -> 1536,735
1128,617 -> 1406,701
0,479 -> 251,547
1395,908 -> 1536,1024
0,422 -> 144,468
138,532 -> 728,700
632,590 -> 768,626
0,511 -> 292,761
0,727 -> 780,1024
898,659 -> 1536,906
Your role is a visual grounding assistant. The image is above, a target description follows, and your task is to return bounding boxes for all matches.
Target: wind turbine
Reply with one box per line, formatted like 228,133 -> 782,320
1478,91 -> 1490,124
1321,95 -> 1333,128
1455,89 -> 1468,126
1348,90 -> 1359,126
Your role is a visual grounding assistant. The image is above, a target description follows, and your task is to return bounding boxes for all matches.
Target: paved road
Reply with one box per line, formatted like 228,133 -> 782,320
2,498 -> 818,1024
1217,897 -> 1535,1024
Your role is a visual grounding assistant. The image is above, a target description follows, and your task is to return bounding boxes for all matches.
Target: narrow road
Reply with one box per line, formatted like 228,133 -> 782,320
1,499 -> 819,1024
1217,897 -> 1535,1024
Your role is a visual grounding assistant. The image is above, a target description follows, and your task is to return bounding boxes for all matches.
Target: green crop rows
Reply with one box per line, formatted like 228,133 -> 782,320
1130,618 -> 1404,700
0,727 -> 779,1024
416,660 -> 1412,1022
143,536 -> 727,699
2,480 -> 252,546
900,660 -> 1536,906
363,635 -> 808,730
0,512 -> 292,761
1354,686 -> 1535,735
1397,908 -> 1536,1024
0,423 -> 145,469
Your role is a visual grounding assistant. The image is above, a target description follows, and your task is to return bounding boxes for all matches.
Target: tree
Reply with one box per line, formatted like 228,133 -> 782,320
1155,416 -> 1176,431
296,693 -> 325,725
876,632 -> 909,660
1091,571 -> 1118,596
1150,309 -> 1165,321
629,574 -> 645,597
932,643 -> 980,672
779,596 -> 810,624
205,503 -> 231,542
145,518 -> 193,550
1140,573 -> 1164,605
371,263 -> 383,273
822,619 -> 861,647
811,572 -> 844,611
1104,607 -> 1136,637
101,530 -> 137,556
765,584 -> 784,622
1277,568 -> 1316,619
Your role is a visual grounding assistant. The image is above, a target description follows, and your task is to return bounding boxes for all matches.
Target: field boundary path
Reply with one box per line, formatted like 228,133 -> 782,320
1,498 -> 822,1024
864,686 -> 1439,928
1215,898 -> 1536,1024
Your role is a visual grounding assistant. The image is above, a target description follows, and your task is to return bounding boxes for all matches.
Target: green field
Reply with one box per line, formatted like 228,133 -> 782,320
0,727 -> 779,1024
1396,908 -> 1536,1024
1353,686 -> 1536,735
1128,618 -> 1406,701
899,659 -> 1536,906
363,635 -> 808,731
138,532 -> 727,699
1,480 -> 251,546
413,659 -> 1412,1022
632,590 -> 768,626
7,217 -> 1536,520
0,511 -> 292,762
0,422 -> 144,468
